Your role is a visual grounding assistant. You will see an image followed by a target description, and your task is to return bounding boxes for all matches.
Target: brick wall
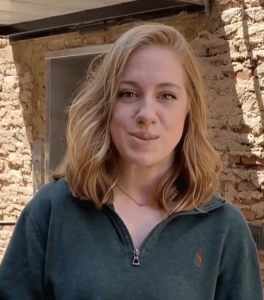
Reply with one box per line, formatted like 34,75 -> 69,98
0,0 -> 264,282
0,37 -> 32,258
199,0 -> 264,275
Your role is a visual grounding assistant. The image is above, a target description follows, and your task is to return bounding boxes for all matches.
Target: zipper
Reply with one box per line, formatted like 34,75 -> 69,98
104,198 -> 225,266
105,205 -> 206,266
132,249 -> 140,265
131,225 -> 160,266
104,203 -> 169,266
119,212 -> 174,266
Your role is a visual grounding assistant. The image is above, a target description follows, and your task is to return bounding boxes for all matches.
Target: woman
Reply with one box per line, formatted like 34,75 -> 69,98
0,23 -> 262,299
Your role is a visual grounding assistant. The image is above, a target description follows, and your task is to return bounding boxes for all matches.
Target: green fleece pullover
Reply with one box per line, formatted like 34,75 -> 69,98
0,178 -> 262,299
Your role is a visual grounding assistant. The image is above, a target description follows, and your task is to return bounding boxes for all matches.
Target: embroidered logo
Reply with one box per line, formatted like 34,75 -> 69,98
195,252 -> 203,267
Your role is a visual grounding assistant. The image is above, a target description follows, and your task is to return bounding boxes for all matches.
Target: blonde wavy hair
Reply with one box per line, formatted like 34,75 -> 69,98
53,23 -> 221,214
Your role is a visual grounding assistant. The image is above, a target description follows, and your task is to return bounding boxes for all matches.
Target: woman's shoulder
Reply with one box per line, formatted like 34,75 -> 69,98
204,194 -> 247,222
22,178 -> 73,222
27,177 -> 70,203
35,177 -> 71,200
213,195 -> 248,224
205,194 -> 254,244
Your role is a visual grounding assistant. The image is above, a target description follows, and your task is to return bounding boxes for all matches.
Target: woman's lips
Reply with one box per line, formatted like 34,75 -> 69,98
130,132 -> 159,140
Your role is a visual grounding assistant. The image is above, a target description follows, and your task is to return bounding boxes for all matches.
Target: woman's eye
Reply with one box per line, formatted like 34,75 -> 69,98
160,92 -> 177,100
117,90 -> 137,99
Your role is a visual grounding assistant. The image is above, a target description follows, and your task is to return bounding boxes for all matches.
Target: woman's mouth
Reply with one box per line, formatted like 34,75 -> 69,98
130,132 -> 159,140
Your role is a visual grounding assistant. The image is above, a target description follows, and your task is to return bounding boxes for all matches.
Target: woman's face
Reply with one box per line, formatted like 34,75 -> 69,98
110,45 -> 189,170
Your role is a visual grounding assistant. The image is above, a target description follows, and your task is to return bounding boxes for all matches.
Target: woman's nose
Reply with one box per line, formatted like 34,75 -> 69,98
135,97 -> 158,125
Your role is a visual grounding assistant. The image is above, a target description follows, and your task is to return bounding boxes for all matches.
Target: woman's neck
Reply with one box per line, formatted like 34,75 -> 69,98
116,162 -> 171,204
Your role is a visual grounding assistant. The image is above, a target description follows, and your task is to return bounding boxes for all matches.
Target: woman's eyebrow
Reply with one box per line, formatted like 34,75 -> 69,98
119,80 -> 181,91
157,82 -> 182,90
119,80 -> 138,87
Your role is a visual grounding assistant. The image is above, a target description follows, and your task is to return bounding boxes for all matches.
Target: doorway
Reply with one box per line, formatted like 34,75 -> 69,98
44,44 -> 112,183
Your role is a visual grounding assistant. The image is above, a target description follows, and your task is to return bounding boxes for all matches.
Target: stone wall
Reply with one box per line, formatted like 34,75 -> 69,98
0,37 -> 32,258
203,0 -> 264,224
195,0 -> 264,275
0,0 -> 264,282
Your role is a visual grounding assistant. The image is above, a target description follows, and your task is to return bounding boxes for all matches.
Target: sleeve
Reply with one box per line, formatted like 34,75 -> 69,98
214,205 -> 263,300
0,186 -> 52,300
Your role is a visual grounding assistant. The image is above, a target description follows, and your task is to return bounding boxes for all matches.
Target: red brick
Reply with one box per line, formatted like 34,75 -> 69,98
241,156 -> 264,165
238,181 -> 258,192
208,44 -> 229,56
84,35 -> 105,45
229,72 -> 236,79
47,40 -> 64,51
242,199 -> 257,205
236,70 -> 252,80
259,253 -> 264,263
241,209 -> 256,221
228,154 -> 241,164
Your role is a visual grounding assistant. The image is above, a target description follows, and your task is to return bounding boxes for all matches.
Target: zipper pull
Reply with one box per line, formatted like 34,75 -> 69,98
132,249 -> 140,266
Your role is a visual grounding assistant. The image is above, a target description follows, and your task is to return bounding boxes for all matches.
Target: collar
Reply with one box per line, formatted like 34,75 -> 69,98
197,194 -> 226,213
105,194 -> 226,215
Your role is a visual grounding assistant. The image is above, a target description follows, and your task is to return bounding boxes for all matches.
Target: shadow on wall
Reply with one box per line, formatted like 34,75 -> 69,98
193,0 -> 264,223
12,41 -> 45,197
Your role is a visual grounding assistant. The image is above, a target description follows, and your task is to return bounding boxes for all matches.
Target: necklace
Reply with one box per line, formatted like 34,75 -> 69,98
116,184 -> 154,208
